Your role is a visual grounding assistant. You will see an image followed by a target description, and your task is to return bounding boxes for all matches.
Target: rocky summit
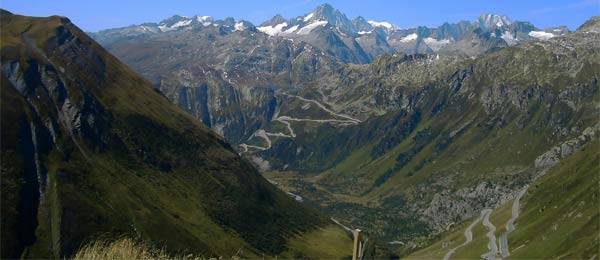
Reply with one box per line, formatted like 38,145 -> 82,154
2,2 -> 599,259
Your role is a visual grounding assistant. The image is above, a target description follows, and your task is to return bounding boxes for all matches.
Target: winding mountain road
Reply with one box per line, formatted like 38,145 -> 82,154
499,186 -> 529,257
481,209 -> 499,260
280,93 -> 362,123
442,211 -> 484,260
239,93 -> 361,153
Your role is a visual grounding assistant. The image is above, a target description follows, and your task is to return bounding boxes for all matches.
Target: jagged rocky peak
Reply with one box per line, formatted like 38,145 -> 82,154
306,3 -> 354,32
577,16 -> 600,32
311,3 -> 339,20
157,14 -> 215,31
221,17 -> 236,27
477,13 -> 512,29
261,14 -> 286,26
545,25 -> 570,36
154,13 -> 255,32
233,20 -> 254,31
194,15 -> 214,25
159,15 -> 191,26
352,16 -> 373,32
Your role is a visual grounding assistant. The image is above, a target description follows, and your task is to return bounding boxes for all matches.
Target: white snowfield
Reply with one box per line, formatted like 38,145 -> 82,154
368,20 -> 393,29
257,20 -> 328,36
234,22 -> 246,31
297,20 -> 328,35
501,31 -> 519,45
399,33 -> 418,43
424,37 -> 451,51
303,12 -> 314,22
171,19 -> 192,28
196,16 -> 212,26
528,30 -> 555,40
257,22 -> 288,36
282,25 -> 299,34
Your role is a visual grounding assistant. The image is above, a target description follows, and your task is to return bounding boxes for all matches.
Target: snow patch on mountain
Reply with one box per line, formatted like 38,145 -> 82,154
528,31 -> 555,40
501,31 -> 518,45
282,25 -> 299,34
171,19 -> 192,28
479,13 -> 512,29
195,16 -> 213,26
297,20 -> 328,35
257,22 -> 288,36
424,37 -> 451,51
399,33 -> 418,43
368,20 -> 393,29
304,12 -> 314,22
234,22 -> 247,31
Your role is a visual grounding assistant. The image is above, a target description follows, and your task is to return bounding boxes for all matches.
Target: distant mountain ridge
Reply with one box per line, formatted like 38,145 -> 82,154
92,3 -> 570,63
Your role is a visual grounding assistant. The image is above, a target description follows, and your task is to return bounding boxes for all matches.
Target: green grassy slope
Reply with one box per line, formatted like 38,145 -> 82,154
0,11 -> 351,258
263,19 -> 599,245
507,140 -> 599,259
407,139 -> 600,259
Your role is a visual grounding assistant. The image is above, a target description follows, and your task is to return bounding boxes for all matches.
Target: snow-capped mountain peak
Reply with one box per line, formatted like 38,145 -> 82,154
303,12 -> 314,22
261,14 -> 287,27
195,15 -> 213,26
257,22 -> 288,36
92,3 -> 571,65
477,13 -> 512,29
308,3 -> 355,33
352,16 -> 373,32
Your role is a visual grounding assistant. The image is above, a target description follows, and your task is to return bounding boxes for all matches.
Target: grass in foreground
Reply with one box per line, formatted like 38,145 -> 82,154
74,238 -> 231,260
281,225 -> 354,259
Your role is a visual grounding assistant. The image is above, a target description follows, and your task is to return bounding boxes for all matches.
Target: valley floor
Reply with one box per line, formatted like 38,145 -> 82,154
263,138 -> 600,259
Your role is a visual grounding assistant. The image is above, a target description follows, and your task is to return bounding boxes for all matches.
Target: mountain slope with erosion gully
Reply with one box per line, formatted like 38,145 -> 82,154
0,10 -> 352,259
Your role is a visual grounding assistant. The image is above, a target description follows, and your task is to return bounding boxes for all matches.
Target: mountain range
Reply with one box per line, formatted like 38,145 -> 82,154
1,3 -> 599,259
89,4 -> 600,257
92,3 -> 569,63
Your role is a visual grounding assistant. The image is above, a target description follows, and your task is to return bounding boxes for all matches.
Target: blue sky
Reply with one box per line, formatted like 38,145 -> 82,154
2,0 -> 598,32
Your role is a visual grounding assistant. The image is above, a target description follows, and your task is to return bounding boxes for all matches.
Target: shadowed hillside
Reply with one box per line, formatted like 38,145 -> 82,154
0,10 -> 351,258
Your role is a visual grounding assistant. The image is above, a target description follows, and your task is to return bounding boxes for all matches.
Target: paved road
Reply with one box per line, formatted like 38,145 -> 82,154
275,117 -> 296,137
240,92 -> 361,153
280,93 -> 362,123
443,211 -> 484,260
499,186 -> 529,257
481,209 -> 499,260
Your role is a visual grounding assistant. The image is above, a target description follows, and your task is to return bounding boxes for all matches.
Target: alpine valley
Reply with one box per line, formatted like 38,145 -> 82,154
1,2 -> 599,259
